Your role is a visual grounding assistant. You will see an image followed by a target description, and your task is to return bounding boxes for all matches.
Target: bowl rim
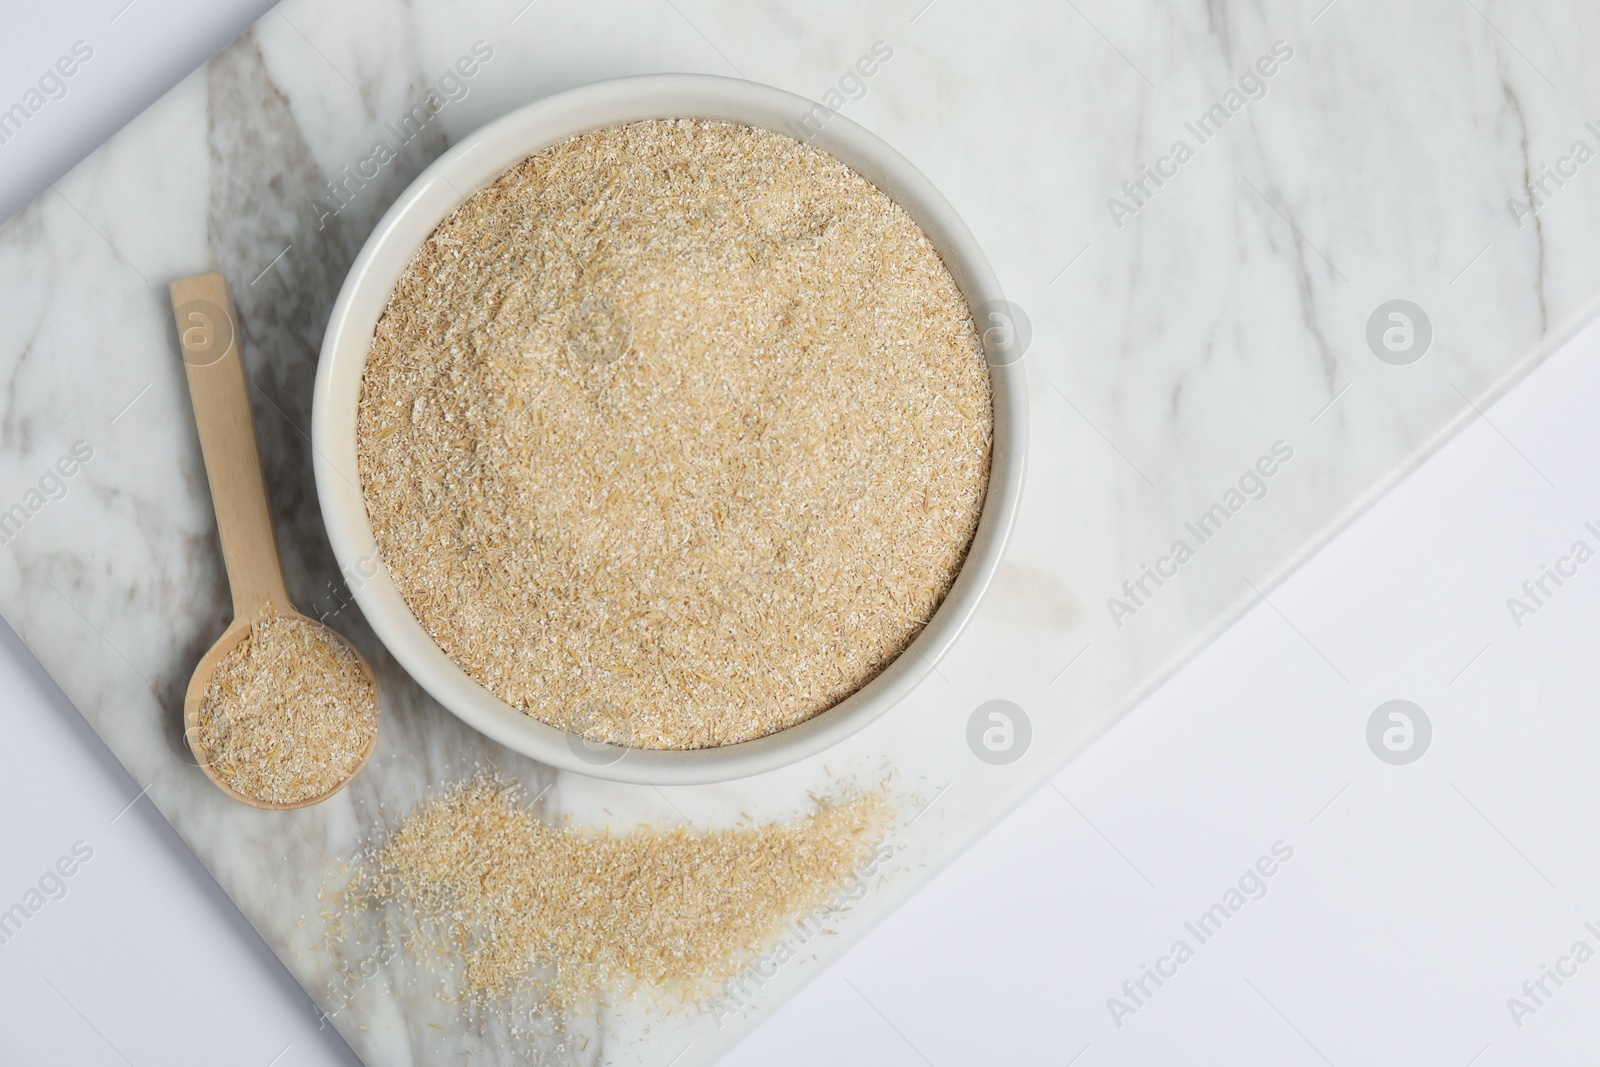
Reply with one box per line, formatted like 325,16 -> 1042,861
311,73 -> 1028,784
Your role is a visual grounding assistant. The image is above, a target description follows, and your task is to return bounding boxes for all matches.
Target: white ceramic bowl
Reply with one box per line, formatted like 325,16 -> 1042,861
312,74 -> 1027,784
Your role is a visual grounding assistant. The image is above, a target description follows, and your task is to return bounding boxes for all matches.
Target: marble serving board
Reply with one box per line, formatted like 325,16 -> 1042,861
5,0 -> 1600,1062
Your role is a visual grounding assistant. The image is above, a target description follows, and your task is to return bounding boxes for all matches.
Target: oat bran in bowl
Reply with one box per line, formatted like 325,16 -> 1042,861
312,75 -> 1026,784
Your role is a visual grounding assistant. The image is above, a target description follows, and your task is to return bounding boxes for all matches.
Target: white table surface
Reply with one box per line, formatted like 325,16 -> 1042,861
6,4 -> 1600,1065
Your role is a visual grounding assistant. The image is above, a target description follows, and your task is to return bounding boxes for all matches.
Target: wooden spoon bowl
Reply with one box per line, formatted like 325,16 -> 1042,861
182,611 -> 379,810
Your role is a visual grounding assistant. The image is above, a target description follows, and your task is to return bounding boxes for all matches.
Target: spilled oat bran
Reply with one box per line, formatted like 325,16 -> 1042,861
341,778 -> 888,1007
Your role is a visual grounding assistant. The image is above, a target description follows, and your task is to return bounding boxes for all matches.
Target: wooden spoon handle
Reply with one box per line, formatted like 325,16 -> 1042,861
170,272 -> 291,621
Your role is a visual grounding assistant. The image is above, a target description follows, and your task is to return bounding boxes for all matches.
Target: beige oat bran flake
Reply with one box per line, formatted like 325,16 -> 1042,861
358,118 -> 991,748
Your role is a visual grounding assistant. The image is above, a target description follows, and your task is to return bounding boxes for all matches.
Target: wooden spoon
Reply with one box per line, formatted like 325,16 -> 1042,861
171,272 -> 378,809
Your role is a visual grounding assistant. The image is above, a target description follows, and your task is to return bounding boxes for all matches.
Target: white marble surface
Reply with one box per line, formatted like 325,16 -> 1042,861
3,0 -> 1600,1063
